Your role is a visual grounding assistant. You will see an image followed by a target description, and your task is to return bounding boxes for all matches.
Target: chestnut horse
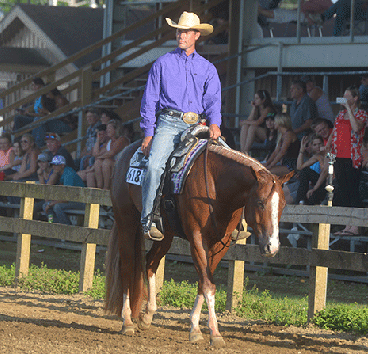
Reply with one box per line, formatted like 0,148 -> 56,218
105,139 -> 292,346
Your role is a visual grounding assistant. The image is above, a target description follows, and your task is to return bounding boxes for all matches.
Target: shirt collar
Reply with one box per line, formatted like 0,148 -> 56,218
175,47 -> 197,59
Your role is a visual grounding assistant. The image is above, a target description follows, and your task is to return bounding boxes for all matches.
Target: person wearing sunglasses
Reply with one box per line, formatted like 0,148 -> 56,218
6,134 -> 39,182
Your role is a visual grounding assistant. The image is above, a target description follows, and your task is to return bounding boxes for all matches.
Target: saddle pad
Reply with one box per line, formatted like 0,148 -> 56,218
126,148 -> 148,186
171,139 -> 208,194
126,138 -> 208,190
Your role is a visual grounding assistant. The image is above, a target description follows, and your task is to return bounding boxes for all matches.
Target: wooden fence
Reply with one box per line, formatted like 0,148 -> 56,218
1,181 -> 368,320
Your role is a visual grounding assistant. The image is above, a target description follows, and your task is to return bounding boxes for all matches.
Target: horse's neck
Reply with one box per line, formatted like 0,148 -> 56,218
208,144 -> 268,172
207,145 -> 263,208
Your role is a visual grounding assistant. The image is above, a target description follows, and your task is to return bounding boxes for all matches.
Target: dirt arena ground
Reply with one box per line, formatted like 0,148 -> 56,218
1,286 -> 368,354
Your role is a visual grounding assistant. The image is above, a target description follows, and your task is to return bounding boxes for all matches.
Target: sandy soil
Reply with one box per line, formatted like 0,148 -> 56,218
1,287 -> 367,354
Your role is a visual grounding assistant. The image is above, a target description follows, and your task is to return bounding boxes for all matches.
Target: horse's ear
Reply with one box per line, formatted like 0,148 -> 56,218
278,171 -> 294,185
250,167 -> 268,181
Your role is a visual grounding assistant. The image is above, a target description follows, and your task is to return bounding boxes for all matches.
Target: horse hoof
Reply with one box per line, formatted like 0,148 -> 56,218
210,336 -> 225,347
189,332 -> 204,342
120,325 -> 135,335
137,318 -> 151,331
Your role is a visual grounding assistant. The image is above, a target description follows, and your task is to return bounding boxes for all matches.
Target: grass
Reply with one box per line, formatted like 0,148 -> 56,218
1,262 -> 367,335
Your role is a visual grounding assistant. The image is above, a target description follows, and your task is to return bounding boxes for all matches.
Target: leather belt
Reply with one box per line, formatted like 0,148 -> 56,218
161,109 -> 202,125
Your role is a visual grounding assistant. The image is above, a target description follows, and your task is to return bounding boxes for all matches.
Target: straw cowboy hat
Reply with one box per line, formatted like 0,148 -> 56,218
165,11 -> 213,36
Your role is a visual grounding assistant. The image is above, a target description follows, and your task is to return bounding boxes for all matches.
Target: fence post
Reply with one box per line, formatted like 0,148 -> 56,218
15,181 -> 35,282
308,222 -> 330,320
226,221 -> 248,311
79,203 -> 99,292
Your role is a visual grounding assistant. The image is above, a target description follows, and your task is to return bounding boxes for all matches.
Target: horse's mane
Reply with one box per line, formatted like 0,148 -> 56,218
208,144 -> 270,173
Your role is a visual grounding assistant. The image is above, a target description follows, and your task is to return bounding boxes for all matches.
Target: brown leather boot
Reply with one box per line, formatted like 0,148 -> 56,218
143,225 -> 164,241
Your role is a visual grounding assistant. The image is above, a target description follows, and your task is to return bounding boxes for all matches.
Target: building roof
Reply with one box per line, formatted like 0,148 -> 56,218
0,4 -> 104,68
0,47 -> 50,67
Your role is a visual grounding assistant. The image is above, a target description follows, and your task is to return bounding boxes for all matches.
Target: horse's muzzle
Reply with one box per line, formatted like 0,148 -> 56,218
259,236 -> 280,257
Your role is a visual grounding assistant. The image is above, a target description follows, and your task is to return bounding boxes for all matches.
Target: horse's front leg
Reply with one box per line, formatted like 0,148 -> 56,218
190,240 -> 226,346
204,290 -> 225,346
138,239 -> 172,330
189,294 -> 205,342
121,290 -> 135,335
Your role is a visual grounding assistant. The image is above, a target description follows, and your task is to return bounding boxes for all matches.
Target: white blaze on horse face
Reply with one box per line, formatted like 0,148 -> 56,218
270,191 -> 280,252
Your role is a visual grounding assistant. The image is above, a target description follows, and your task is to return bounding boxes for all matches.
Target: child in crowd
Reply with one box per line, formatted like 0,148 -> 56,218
295,135 -> 328,205
37,151 -> 54,184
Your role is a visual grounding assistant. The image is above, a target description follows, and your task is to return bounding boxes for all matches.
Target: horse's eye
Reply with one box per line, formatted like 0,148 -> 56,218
257,200 -> 265,210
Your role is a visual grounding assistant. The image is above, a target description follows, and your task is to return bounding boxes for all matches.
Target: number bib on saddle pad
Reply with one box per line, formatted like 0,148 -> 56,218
126,148 -> 148,185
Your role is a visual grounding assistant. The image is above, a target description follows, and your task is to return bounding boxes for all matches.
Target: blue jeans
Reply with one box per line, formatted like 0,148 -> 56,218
45,201 -> 85,225
13,115 -> 73,148
324,0 -> 364,36
141,112 -> 190,227
35,119 -> 74,148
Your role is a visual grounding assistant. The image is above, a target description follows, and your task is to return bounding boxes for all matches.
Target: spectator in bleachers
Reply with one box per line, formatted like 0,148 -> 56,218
122,122 -> 135,143
37,151 -> 54,185
45,132 -> 76,170
13,78 -> 52,148
289,79 -> 317,139
264,113 -> 300,176
296,134 -> 328,205
77,108 -> 100,171
0,133 -> 15,176
100,108 -> 121,124
261,113 -> 278,159
330,86 -> 368,235
1,139 -> 23,174
43,155 -> 85,225
312,118 -> 333,147
359,75 -> 368,111
240,89 -> 277,154
302,0 -> 333,24
300,75 -> 334,124
78,123 -> 109,185
45,88 -> 75,134
316,0 -> 367,36
6,133 -> 39,182
32,150 -> 54,221
258,0 -> 331,25
89,120 -> 129,189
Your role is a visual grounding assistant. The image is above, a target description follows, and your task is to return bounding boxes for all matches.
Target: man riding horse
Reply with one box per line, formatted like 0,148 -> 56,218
140,11 -> 222,241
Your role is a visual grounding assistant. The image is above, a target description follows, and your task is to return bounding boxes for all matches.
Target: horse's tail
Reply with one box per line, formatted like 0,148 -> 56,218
105,216 -> 147,318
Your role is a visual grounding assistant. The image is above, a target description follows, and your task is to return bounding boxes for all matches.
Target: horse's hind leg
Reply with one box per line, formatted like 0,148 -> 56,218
137,272 -> 156,330
121,290 -> 134,335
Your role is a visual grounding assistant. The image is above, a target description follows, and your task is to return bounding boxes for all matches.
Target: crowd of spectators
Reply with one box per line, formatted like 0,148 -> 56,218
258,0 -> 365,38
13,78 -> 73,148
2,105 -> 135,225
240,75 -> 368,236
6,71 -> 368,236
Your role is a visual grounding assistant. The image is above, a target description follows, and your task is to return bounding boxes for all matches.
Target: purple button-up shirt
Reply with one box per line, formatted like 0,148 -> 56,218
140,48 -> 222,137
